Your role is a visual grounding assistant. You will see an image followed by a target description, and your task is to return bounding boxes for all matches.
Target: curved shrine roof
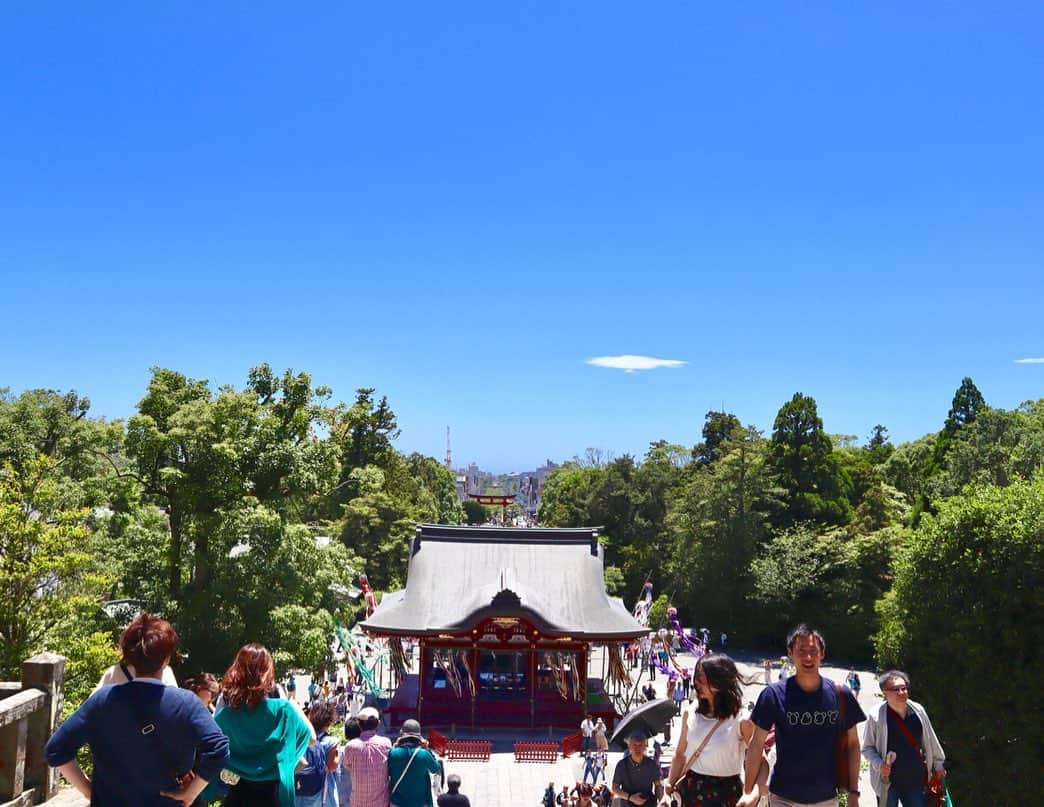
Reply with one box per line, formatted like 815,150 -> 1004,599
361,524 -> 645,641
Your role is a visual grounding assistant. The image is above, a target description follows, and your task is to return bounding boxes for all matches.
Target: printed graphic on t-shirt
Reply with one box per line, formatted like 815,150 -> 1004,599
785,707 -> 839,727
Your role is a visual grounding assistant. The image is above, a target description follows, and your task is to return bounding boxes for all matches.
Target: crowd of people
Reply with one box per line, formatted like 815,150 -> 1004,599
44,614 -> 467,807
554,624 -> 947,807
44,615 -> 946,807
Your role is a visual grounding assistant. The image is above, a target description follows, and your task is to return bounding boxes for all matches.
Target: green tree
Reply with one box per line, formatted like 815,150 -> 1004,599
588,456 -> 639,571
875,479 -> 1044,804
646,593 -> 671,630
462,498 -> 488,524
324,388 -> 400,511
933,403 -> 1044,496
122,365 -> 349,670
124,365 -> 337,601
615,443 -> 689,594
401,453 -> 464,525
603,564 -> 625,596
537,464 -> 604,527
882,435 -> 935,507
0,388 -> 91,472
864,424 -> 894,464
748,522 -> 895,658
770,393 -> 851,525
943,376 -> 986,434
917,377 -> 990,521
269,605 -> 334,676
0,390 -> 123,689
0,456 -> 109,677
668,426 -> 779,629
693,410 -> 742,464
337,466 -> 414,591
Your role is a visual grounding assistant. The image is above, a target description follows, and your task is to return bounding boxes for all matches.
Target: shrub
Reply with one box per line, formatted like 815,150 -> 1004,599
874,478 -> 1044,805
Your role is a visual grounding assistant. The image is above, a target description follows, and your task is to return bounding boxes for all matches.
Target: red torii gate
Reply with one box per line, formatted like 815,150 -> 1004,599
466,493 -> 516,523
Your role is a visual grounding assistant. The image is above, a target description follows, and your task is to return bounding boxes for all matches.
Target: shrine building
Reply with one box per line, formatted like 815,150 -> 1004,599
361,524 -> 645,730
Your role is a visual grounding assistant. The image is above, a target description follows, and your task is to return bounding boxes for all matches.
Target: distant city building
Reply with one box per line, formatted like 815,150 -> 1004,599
452,460 -> 559,521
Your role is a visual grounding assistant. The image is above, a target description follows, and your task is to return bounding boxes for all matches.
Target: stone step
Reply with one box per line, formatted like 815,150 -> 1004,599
43,787 -> 87,806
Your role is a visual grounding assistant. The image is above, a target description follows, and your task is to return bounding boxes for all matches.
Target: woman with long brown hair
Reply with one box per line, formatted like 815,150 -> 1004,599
214,643 -> 313,807
664,654 -> 767,807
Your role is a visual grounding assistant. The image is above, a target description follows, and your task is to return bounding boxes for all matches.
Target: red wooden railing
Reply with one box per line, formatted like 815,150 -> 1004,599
513,740 -> 559,763
445,740 -> 492,761
428,729 -> 448,757
560,730 -> 583,757
427,730 -> 491,761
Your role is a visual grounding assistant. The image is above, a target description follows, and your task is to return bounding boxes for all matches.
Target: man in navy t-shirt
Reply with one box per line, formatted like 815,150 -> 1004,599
743,624 -> 866,807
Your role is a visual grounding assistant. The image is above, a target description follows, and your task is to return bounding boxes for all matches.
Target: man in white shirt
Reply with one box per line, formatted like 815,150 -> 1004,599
580,713 -> 595,753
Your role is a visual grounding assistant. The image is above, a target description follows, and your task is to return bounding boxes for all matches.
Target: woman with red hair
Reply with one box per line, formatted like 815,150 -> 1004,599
45,614 -> 229,806
214,643 -> 313,807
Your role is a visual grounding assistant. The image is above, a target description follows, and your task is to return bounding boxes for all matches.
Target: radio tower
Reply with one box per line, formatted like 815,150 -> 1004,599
444,426 -> 452,469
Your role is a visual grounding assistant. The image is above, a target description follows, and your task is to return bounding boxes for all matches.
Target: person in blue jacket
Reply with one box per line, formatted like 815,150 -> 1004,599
46,613 -> 229,806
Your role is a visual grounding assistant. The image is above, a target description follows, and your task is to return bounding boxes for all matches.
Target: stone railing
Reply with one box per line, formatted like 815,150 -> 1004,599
0,653 -> 65,807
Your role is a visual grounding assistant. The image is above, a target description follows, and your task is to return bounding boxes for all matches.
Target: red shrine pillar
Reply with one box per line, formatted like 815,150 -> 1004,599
417,640 -> 425,724
579,645 -> 588,705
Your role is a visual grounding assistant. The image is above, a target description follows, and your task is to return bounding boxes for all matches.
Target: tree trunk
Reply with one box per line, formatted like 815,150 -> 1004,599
168,501 -> 183,600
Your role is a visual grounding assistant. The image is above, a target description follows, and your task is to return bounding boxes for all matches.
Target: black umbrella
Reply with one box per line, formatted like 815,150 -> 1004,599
609,698 -> 676,750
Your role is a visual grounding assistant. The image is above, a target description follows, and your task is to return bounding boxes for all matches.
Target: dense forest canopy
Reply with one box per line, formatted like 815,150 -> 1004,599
1,368 -> 1041,803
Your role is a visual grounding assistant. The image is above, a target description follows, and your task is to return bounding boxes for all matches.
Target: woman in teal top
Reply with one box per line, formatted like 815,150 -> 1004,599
215,644 -> 313,807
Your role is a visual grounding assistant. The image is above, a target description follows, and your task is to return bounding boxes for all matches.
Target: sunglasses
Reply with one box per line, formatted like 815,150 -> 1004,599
884,685 -> 909,693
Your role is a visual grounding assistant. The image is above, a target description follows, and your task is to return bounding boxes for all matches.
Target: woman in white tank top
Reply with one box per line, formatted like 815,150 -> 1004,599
664,654 -> 767,807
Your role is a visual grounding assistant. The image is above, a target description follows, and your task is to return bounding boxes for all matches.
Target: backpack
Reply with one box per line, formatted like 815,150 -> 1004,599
295,732 -> 329,797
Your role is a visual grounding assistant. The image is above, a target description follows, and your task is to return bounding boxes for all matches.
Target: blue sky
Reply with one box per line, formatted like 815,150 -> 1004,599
2,2 -> 1042,472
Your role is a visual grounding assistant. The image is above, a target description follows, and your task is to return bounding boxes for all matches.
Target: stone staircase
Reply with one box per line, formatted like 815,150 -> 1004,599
42,789 -> 86,806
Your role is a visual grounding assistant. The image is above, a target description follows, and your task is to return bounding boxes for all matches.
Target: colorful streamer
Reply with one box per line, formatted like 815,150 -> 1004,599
606,642 -> 633,690
387,636 -> 409,686
434,649 -> 463,697
668,607 -> 698,655
333,619 -> 382,696
456,650 -> 476,698
563,652 -> 581,701
544,652 -> 571,700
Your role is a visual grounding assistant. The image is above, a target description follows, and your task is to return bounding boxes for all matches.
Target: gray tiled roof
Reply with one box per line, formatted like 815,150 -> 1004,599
361,524 -> 645,641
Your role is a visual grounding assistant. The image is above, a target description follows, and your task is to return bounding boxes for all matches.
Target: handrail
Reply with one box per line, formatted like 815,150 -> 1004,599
0,689 -> 47,728
0,653 -> 66,806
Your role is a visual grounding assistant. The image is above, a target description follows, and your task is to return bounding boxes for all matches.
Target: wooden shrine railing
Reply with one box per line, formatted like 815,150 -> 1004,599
0,653 -> 66,807
513,740 -> 559,763
560,730 -> 583,757
427,730 -> 492,762
444,739 -> 492,761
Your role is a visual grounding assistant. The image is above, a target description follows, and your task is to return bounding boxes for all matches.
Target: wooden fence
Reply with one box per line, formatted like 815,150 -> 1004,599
444,739 -> 492,761
0,653 -> 66,807
513,740 -> 559,763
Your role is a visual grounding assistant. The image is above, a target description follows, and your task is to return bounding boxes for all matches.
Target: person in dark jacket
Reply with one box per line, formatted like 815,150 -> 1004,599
46,614 -> 228,806
436,773 -> 470,806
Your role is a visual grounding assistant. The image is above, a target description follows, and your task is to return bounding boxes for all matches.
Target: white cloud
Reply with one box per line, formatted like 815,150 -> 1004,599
1014,357 -> 1044,364
586,354 -> 687,372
